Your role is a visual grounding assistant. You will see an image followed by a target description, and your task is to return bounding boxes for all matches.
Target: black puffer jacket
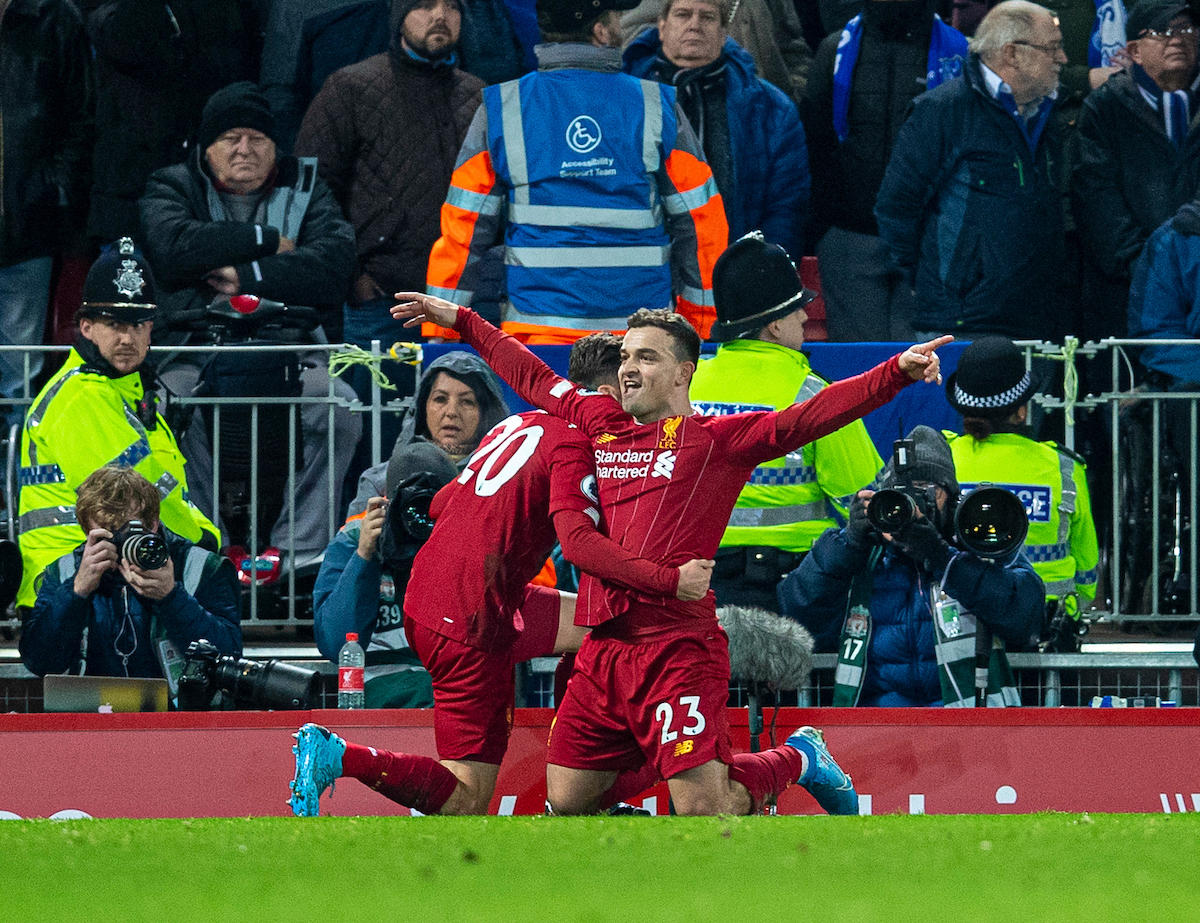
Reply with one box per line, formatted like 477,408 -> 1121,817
0,0 -> 93,266
1073,69 -> 1200,283
84,0 -> 262,241
875,53 -> 1066,340
138,148 -> 356,341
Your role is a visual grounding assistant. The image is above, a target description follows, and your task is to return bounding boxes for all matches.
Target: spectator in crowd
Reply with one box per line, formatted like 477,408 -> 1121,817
622,0 -> 813,107
83,0 -> 263,242
946,336 -> 1098,651
16,240 -> 220,610
1073,0 -> 1200,341
801,0 -> 966,342
778,426 -> 1044,706
423,0 -> 728,344
138,82 -> 360,568
622,0 -> 810,257
875,1 -> 1068,342
262,0 -> 527,155
295,0 -> 483,456
690,233 -> 883,610
291,333 -> 711,816
21,466 -> 240,681
0,0 -> 93,423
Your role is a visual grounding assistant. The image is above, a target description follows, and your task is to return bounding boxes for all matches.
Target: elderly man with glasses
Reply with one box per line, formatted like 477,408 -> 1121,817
1073,0 -> 1200,342
875,1 -> 1069,342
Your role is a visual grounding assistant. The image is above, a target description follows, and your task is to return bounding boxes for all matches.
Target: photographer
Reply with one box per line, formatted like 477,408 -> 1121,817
777,426 -> 1044,707
20,467 -> 241,681
312,441 -> 457,708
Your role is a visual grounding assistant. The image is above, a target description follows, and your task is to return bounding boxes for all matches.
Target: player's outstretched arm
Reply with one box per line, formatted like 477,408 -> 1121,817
898,335 -> 953,384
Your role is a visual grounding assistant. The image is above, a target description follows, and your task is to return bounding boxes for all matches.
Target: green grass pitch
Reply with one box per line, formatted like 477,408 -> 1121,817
4,813 -> 1198,922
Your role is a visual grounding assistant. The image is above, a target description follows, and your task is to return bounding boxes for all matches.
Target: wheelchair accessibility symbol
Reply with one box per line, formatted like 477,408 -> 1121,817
566,116 -> 602,154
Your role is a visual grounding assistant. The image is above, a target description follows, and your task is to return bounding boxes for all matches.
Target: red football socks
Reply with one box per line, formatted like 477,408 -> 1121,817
341,743 -> 459,815
597,762 -> 662,811
727,746 -> 807,813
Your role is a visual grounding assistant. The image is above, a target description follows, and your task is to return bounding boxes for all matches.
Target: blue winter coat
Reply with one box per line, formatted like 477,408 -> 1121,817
623,32 -> 810,256
874,53 -> 1066,340
1128,204 -> 1200,385
777,526 -> 1044,706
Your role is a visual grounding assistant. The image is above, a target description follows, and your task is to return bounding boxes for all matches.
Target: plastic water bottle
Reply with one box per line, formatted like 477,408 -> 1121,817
338,632 -> 365,709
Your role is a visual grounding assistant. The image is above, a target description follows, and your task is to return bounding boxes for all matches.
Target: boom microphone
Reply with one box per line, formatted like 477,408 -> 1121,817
717,605 -> 815,691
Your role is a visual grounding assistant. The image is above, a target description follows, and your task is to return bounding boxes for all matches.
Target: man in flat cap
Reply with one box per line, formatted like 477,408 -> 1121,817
16,239 -> 220,610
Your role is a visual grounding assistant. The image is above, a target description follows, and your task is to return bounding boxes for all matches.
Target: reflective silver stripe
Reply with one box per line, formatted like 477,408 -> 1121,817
499,81 -> 529,205
506,245 -> 670,269
641,79 -> 662,175
678,283 -> 714,306
446,185 -> 504,216
796,376 -> 825,403
19,506 -> 78,531
27,367 -> 84,429
155,471 -> 179,498
508,203 -> 661,229
663,176 -> 721,215
58,554 -> 78,585
1057,451 -> 1075,542
427,285 -> 471,305
933,636 -> 975,664
727,500 -> 828,528
182,546 -> 209,596
19,463 -> 66,486
1044,578 -> 1075,597
834,662 -> 862,687
502,304 -> 630,331
1026,541 -> 1070,563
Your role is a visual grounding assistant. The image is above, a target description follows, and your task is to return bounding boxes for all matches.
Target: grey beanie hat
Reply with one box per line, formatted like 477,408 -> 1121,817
883,425 -> 959,495
385,441 -> 458,499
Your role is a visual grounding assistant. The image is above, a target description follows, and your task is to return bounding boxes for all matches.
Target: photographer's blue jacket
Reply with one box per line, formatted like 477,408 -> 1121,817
21,530 -> 241,679
777,526 -> 1043,706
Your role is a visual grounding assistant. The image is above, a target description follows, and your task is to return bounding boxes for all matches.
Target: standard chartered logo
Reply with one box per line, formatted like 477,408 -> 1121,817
652,451 -> 676,479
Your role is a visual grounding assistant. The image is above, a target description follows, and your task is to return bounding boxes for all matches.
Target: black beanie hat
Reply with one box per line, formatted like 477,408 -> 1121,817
80,237 -> 157,323
385,441 -> 458,500
709,232 -> 815,342
945,336 -> 1038,418
883,425 -> 959,495
198,81 -> 279,152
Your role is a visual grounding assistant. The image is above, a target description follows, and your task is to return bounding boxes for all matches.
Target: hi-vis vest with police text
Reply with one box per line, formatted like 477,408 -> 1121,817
17,350 -> 218,607
691,340 -> 884,552
947,432 -> 1098,600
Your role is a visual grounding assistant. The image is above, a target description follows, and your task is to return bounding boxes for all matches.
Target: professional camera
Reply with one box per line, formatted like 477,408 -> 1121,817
867,438 -> 943,534
378,470 -> 445,570
110,520 -> 169,570
177,639 -> 321,710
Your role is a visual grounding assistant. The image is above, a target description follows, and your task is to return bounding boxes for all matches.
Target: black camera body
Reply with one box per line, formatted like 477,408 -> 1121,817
111,520 -> 170,570
378,471 -> 444,570
867,438 -> 943,534
178,639 -> 321,710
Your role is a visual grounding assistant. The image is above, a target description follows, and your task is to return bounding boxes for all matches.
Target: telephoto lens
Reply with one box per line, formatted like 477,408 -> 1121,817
866,488 -> 918,533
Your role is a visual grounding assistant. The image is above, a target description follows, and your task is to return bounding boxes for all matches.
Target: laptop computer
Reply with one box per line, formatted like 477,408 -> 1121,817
43,674 -> 169,713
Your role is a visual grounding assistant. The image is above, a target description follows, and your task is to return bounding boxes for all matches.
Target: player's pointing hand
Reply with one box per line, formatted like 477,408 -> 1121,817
898,334 -> 954,384
391,291 -> 462,330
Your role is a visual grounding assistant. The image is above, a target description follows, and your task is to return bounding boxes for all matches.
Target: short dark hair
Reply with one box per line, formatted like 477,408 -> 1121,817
626,309 -> 701,367
76,466 -> 161,532
569,333 -> 623,390
536,1 -> 603,42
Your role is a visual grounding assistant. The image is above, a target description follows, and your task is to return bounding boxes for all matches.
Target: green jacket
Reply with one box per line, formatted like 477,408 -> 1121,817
18,349 -> 219,607
948,431 -> 1098,601
690,339 -> 884,552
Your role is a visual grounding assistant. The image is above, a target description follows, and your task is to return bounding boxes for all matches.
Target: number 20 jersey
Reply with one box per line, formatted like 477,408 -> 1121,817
403,411 -> 598,653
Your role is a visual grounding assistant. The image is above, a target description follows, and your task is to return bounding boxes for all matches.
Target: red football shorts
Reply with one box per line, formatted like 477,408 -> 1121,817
546,625 -> 733,780
405,584 -> 561,764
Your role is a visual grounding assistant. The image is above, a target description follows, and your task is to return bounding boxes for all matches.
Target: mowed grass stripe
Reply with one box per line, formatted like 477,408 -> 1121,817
3,813 -> 1197,922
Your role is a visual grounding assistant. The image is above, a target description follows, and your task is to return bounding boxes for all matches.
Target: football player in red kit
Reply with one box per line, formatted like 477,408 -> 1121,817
290,335 -> 714,816
391,291 -> 949,816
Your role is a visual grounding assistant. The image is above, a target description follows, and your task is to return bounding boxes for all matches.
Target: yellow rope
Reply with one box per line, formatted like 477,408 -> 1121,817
1045,336 -> 1079,427
327,343 -> 421,391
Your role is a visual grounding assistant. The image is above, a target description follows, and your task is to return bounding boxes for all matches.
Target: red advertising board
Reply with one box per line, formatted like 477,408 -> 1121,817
1,708 -> 1197,819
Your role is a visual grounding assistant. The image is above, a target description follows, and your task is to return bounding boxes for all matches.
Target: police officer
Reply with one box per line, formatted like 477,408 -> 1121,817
17,239 -> 220,610
690,232 -> 885,610
945,336 -> 1099,650
423,0 -> 728,343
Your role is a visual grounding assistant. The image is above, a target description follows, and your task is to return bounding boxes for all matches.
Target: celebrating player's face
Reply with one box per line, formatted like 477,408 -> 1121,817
619,327 -> 686,422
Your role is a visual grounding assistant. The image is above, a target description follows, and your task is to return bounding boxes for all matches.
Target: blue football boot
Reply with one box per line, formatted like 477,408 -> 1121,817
289,723 -> 346,817
786,726 -> 859,816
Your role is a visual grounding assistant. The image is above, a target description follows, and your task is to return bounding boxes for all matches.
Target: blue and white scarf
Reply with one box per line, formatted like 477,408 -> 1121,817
832,13 -> 968,143
1089,0 -> 1128,67
1132,62 -> 1193,149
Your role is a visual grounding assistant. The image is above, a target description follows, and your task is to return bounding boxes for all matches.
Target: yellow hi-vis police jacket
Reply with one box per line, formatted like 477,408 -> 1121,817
17,350 -> 219,607
690,339 -> 884,553
948,431 -> 1099,601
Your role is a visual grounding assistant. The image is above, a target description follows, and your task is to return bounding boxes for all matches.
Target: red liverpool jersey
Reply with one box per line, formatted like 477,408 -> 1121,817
404,411 -> 598,651
458,309 -> 914,637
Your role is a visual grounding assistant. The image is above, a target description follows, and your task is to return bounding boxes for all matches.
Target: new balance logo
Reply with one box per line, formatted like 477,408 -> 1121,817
652,451 -> 676,479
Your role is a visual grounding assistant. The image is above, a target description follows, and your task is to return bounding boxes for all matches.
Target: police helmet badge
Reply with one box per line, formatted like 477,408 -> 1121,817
114,238 -> 146,299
